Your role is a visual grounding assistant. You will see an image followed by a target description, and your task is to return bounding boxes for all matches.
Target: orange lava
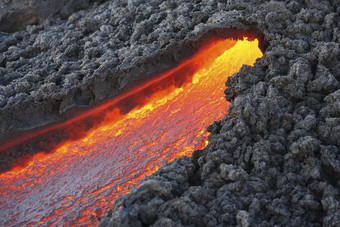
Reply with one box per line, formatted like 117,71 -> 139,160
0,37 -> 262,226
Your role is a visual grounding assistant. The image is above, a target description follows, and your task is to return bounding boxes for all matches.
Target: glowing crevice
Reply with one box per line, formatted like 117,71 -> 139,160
0,37 -> 263,226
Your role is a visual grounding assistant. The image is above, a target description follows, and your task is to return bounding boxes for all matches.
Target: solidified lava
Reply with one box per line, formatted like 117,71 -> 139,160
1,0 -> 340,226
0,38 -> 262,226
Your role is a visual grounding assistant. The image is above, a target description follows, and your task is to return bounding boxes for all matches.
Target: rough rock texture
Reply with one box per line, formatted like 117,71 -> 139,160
0,0 -> 340,226
95,0 -> 339,226
0,0 -> 106,33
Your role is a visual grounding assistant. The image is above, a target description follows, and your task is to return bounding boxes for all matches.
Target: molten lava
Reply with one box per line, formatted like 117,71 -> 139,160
0,37 -> 262,226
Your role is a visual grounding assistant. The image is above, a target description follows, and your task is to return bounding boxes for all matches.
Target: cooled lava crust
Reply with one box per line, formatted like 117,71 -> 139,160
0,0 -> 340,226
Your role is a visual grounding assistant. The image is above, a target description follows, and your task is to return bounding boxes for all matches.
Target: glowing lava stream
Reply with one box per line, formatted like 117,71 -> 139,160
0,38 -> 262,226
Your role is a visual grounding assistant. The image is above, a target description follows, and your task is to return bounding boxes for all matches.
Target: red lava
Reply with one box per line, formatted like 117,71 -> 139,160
0,37 -> 262,226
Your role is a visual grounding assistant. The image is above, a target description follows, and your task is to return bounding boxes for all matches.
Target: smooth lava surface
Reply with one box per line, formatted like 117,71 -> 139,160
0,37 -> 262,226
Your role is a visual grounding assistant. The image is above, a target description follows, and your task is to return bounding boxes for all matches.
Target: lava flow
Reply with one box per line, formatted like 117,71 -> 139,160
0,37 -> 262,226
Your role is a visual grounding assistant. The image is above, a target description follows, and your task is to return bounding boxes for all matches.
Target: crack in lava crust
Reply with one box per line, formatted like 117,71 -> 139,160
0,38 -> 262,226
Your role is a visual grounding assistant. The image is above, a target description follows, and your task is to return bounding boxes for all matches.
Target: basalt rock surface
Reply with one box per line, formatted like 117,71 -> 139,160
0,0 -> 340,226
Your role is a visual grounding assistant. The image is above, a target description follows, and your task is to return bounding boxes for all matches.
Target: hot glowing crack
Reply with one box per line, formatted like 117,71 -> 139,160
0,37 -> 263,226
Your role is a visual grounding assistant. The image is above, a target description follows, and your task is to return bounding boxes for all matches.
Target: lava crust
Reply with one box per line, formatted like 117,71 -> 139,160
0,0 -> 340,226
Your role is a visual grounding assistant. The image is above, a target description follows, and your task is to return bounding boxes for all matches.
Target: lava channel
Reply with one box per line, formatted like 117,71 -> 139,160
0,37 -> 263,226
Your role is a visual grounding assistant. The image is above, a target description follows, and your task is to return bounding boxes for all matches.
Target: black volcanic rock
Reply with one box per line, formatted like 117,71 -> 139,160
0,0 -> 339,226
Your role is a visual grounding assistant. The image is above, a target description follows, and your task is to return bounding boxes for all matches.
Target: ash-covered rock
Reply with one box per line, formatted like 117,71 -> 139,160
0,0 -> 340,226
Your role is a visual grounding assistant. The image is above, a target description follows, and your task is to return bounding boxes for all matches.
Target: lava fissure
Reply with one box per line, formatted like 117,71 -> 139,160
0,37 -> 262,226
0,35 -> 242,173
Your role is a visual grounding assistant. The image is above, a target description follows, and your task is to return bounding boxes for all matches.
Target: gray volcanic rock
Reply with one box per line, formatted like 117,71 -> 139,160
0,0 -> 339,226
0,0 -> 61,33
93,0 -> 338,226
0,0 -> 105,33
